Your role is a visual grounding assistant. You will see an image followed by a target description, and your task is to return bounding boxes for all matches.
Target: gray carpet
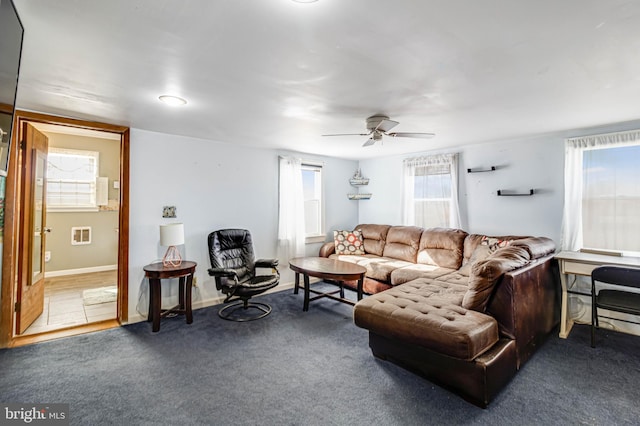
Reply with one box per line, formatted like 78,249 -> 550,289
1,284 -> 639,425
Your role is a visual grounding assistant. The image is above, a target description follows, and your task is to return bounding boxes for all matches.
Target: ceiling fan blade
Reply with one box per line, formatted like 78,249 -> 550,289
322,133 -> 371,137
387,132 -> 435,139
362,138 -> 376,147
375,119 -> 399,133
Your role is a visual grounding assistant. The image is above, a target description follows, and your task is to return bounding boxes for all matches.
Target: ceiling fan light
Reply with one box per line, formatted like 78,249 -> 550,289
158,95 -> 187,106
323,115 -> 436,147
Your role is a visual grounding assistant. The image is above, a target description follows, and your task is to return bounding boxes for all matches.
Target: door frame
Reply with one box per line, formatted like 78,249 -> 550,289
0,110 -> 130,347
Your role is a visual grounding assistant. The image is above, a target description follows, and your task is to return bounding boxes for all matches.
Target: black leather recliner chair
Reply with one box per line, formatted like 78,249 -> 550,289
207,229 -> 280,321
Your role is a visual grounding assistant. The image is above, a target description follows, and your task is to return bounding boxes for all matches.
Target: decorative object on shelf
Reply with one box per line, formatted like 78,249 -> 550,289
348,168 -> 371,199
467,166 -> 496,173
160,223 -> 184,266
347,193 -> 372,200
497,189 -> 535,196
349,168 -> 369,185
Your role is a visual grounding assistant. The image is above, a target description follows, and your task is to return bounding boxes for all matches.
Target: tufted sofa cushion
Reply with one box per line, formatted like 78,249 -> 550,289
390,264 -> 455,285
327,254 -> 412,283
354,278 -> 499,360
382,226 -> 424,262
417,228 -> 468,269
354,224 -> 391,256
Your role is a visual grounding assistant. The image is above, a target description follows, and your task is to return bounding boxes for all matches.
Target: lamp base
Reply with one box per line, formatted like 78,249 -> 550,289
162,246 -> 182,267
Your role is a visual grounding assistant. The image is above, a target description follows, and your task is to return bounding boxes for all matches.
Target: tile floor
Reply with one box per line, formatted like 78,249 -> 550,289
23,271 -> 117,336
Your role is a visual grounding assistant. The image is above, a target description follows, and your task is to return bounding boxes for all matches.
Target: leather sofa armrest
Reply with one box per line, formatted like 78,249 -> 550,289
256,258 -> 279,269
319,241 -> 335,257
485,254 -> 559,367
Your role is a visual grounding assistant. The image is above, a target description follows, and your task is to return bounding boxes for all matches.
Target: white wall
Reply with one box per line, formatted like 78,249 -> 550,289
128,129 -> 358,321
358,136 -> 563,241
128,119 -> 640,323
459,135 -> 564,241
359,119 -> 640,246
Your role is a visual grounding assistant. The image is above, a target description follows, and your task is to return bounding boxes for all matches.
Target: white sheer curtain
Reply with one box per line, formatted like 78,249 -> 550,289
562,130 -> 640,333
402,153 -> 461,229
561,129 -> 640,250
277,156 -> 306,263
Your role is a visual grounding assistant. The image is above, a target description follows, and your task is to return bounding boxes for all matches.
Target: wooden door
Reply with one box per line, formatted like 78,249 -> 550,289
15,123 -> 48,334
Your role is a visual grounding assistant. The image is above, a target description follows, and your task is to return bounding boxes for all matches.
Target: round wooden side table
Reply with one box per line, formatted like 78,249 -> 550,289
143,261 -> 197,332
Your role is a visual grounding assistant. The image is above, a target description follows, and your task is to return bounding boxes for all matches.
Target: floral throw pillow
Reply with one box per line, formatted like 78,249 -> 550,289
481,236 -> 511,250
458,236 -> 511,276
334,230 -> 365,255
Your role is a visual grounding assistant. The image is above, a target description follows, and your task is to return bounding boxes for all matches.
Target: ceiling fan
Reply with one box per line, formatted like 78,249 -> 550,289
322,115 -> 435,147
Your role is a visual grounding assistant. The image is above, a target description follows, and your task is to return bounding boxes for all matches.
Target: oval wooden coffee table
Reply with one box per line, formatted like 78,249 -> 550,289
289,257 -> 366,311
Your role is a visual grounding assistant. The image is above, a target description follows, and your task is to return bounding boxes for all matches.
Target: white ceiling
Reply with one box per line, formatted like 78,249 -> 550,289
12,0 -> 640,160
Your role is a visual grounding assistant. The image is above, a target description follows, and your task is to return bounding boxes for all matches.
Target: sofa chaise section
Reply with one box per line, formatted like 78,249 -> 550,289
320,224 -> 559,407
354,233 -> 558,407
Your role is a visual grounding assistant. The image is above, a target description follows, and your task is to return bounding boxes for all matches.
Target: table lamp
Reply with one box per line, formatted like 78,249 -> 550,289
160,223 -> 184,267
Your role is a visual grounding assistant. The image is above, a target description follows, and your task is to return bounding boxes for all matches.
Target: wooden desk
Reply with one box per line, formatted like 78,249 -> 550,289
143,261 -> 197,332
554,251 -> 640,338
289,257 -> 366,312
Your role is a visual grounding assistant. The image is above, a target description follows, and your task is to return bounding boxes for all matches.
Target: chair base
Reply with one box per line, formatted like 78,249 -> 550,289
218,300 -> 272,322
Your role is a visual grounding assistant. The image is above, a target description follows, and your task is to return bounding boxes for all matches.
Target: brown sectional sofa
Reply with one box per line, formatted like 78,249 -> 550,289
318,224 -> 559,407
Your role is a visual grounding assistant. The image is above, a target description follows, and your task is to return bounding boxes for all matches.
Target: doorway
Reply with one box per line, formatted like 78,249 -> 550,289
22,123 -> 121,335
0,111 -> 130,347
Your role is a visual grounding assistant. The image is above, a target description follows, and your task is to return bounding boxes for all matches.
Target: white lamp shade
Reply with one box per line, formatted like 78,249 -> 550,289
160,223 -> 184,246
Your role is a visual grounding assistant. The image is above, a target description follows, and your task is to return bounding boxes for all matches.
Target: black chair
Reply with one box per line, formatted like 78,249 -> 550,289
207,229 -> 280,321
591,265 -> 640,347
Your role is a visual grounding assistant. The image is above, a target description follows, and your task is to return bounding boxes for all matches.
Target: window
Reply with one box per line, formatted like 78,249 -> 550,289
413,164 -> 453,228
277,157 -> 322,261
402,153 -> 460,229
47,148 -> 99,211
582,144 -> 640,253
301,163 -> 324,240
562,130 -> 640,255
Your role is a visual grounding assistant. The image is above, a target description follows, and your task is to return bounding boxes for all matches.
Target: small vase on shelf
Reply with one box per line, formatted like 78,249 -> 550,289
349,168 -> 369,186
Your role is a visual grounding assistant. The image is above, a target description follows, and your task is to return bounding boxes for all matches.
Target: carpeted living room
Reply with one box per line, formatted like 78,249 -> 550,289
1,1 -> 640,425
2,289 -> 640,424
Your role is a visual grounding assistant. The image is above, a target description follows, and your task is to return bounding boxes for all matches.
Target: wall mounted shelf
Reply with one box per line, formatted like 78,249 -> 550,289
467,166 -> 496,173
497,189 -> 535,196
349,177 -> 370,186
347,193 -> 372,200
348,169 -> 371,200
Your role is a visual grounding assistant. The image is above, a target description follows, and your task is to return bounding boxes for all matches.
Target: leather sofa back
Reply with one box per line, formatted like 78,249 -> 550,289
462,234 -> 526,264
355,224 -> 390,256
382,226 -> 424,262
417,228 -> 468,269
510,237 -> 557,259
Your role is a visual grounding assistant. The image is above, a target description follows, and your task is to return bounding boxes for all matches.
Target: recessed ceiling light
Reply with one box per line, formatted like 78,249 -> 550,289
292,0 -> 318,3
158,95 -> 187,106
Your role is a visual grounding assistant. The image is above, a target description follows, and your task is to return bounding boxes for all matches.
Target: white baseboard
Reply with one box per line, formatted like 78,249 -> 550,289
45,264 -> 118,278
125,279 -> 307,325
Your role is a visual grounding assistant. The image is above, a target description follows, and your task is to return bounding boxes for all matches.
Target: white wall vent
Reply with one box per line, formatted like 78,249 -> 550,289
71,226 -> 91,245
